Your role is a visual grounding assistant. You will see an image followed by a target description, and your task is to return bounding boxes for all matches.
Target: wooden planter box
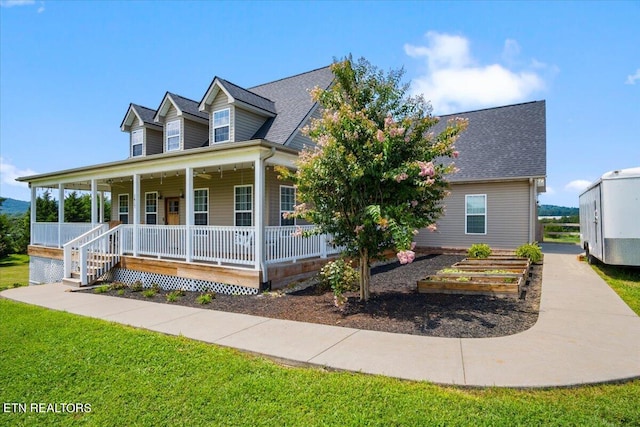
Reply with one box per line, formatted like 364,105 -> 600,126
417,275 -> 523,297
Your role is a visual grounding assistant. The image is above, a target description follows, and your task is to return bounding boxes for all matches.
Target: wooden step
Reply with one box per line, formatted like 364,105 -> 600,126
62,277 -> 82,287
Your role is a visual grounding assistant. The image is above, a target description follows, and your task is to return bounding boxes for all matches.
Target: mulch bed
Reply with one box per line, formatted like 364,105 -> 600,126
85,254 -> 542,338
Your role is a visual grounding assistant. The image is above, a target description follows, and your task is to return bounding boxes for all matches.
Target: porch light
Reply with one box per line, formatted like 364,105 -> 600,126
234,165 -> 237,171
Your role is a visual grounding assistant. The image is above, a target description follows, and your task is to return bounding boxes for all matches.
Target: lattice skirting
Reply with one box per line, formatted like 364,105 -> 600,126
102,268 -> 259,296
30,256 -> 64,285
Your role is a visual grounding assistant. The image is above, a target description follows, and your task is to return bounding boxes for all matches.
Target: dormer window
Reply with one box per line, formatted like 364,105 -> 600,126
131,129 -> 143,157
166,120 -> 181,151
213,109 -> 230,143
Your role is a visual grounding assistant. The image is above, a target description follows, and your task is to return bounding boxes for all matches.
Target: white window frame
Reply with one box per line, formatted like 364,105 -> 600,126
465,194 -> 487,235
194,188 -> 209,226
166,119 -> 181,152
213,108 -> 230,143
145,192 -> 158,225
131,129 -> 144,157
280,185 -> 296,226
118,194 -> 129,224
234,185 -> 253,227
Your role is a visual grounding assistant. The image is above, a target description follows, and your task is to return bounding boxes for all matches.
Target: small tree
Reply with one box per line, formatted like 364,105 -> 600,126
278,57 -> 467,300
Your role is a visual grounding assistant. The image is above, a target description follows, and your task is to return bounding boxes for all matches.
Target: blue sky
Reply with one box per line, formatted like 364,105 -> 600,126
1,0 -> 638,207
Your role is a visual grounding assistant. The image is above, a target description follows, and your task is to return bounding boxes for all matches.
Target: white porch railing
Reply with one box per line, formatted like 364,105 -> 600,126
63,224 -> 109,278
32,222 -> 95,247
265,225 -> 341,264
78,225 -> 124,286
192,226 -> 255,265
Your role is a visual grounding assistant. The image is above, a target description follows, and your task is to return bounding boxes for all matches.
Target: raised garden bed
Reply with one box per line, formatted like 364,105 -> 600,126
417,256 -> 532,298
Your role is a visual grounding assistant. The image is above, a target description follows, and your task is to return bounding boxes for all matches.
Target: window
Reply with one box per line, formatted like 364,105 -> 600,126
145,192 -> 157,225
131,129 -> 143,157
213,108 -> 230,143
280,185 -> 296,226
118,194 -> 129,224
166,120 -> 180,151
234,185 -> 252,226
194,189 -> 208,225
465,194 -> 487,234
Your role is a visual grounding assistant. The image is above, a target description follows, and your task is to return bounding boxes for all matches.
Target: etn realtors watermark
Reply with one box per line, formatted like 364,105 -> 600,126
3,402 -> 92,414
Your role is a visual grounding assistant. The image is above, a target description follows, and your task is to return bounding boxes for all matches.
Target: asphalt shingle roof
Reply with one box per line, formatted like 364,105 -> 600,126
167,92 -> 209,121
434,100 -> 546,181
248,66 -> 334,144
131,104 -> 157,125
216,78 -> 276,115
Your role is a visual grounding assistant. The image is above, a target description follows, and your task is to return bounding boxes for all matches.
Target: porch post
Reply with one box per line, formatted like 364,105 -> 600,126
91,179 -> 98,226
99,191 -> 105,223
58,183 -> 65,248
133,174 -> 140,257
185,167 -> 193,262
254,157 -> 264,271
30,185 -> 36,245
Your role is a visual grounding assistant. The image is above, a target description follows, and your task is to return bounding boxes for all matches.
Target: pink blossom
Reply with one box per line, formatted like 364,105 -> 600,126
418,161 -> 435,177
453,151 -> 459,158
410,200 -> 418,207
384,115 -> 394,128
376,129 -> 385,142
427,224 -> 437,232
291,226 -> 303,237
412,229 -> 419,235
389,127 -> 405,137
282,211 -> 291,219
424,178 -> 435,186
395,173 -> 408,182
354,225 -> 364,234
410,242 -> 417,250
317,135 -> 330,146
397,250 -> 416,265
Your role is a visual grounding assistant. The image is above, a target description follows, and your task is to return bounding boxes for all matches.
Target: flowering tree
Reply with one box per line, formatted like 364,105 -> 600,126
278,57 -> 468,301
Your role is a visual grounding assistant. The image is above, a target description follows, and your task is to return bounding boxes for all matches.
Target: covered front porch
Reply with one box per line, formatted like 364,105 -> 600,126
22,140 -> 341,290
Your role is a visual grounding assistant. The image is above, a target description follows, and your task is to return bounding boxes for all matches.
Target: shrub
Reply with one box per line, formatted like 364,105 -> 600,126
468,243 -> 492,259
94,285 -> 110,294
319,259 -> 359,308
196,293 -> 215,305
151,283 -> 161,292
166,290 -> 183,302
142,289 -> 157,298
516,242 -> 543,263
130,281 -> 143,292
116,289 -> 125,296
109,281 -> 127,291
11,283 -> 25,288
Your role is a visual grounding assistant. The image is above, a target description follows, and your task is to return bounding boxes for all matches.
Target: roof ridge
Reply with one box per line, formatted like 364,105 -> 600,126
131,103 -> 156,112
166,91 -> 201,104
248,64 -> 332,90
217,77 -> 275,104
438,100 -> 545,117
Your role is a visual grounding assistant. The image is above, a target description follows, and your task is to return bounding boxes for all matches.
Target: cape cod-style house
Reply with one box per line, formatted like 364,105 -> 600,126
18,65 -> 546,294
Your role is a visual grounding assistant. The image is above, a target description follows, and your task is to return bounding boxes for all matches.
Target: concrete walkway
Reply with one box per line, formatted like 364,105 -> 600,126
2,244 -> 639,388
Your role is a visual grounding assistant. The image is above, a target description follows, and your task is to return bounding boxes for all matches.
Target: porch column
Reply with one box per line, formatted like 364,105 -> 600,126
254,157 -> 264,271
133,174 -> 140,257
91,179 -> 98,225
30,185 -> 36,245
99,191 -> 105,223
58,183 -> 65,248
185,167 -> 193,262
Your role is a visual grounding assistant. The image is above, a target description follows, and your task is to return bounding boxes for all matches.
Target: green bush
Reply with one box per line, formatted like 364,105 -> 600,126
109,281 -> 127,291
516,242 -> 543,263
142,289 -> 157,298
319,258 -> 359,307
94,285 -> 110,294
129,281 -> 143,292
196,293 -> 215,305
166,290 -> 184,302
468,243 -> 492,259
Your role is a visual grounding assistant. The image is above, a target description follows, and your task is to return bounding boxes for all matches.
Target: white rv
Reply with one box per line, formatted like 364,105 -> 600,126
579,167 -> 640,266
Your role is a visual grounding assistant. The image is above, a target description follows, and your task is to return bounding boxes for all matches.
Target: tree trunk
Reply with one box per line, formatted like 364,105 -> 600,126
359,249 -> 371,301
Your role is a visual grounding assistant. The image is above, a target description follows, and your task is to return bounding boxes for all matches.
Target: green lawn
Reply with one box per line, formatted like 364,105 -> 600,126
591,262 -> 640,316
1,256 -> 639,425
0,254 -> 29,291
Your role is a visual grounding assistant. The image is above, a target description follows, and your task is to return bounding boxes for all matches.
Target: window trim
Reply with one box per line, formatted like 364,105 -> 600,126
118,194 -> 129,224
213,108 -> 230,143
165,119 -> 181,152
279,185 -> 296,226
144,192 -> 158,225
234,184 -> 253,227
194,188 -> 209,226
131,129 -> 144,157
465,194 -> 487,235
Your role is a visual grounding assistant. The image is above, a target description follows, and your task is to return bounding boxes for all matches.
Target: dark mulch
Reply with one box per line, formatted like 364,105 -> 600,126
86,254 -> 542,338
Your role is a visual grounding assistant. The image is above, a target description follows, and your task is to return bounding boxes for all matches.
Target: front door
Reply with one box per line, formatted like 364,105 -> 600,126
166,198 -> 180,225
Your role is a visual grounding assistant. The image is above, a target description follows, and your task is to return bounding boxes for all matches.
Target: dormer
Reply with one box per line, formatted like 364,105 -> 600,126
199,77 -> 277,144
154,92 -> 209,153
120,104 -> 163,158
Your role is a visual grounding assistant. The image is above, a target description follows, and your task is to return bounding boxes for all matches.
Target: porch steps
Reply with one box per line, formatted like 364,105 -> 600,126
66,253 -> 119,287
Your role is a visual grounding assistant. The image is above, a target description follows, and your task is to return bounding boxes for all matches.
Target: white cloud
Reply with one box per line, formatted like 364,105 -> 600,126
564,180 -> 591,193
625,69 -> 640,85
0,0 -> 35,7
544,185 -> 556,195
0,157 -> 37,191
404,31 -> 547,114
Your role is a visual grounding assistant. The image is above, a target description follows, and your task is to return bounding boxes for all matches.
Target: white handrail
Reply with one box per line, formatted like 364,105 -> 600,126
63,224 -> 109,278
78,225 -> 123,286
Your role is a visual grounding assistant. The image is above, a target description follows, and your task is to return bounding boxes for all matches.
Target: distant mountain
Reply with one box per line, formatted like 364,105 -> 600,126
538,204 -> 579,217
0,198 -> 29,215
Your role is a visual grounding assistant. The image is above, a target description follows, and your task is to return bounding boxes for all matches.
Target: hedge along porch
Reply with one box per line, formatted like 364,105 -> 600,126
21,140 -> 340,293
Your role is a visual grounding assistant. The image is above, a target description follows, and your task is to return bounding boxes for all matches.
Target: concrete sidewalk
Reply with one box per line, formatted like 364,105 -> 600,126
2,244 -> 639,387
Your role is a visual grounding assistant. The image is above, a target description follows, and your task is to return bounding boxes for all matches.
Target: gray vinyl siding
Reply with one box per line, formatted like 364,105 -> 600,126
287,105 -> 322,151
415,181 -> 532,250
183,119 -> 209,150
235,107 -> 267,142
145,128 -> 163,155
210,92 -> 233,144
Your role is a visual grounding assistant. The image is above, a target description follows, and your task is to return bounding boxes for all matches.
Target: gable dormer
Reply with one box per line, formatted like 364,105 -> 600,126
199,77 -> 276,145
154,92 -> 209,153
120,103 -> 163,158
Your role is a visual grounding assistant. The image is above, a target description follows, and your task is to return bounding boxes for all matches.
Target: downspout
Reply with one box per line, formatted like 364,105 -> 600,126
259,147 -> 277,286
528,178 -> 537,243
